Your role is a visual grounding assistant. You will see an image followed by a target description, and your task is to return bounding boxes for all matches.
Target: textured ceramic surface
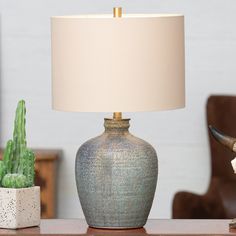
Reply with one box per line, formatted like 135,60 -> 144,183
0,186 -> 40,229
76,118 -> 158,228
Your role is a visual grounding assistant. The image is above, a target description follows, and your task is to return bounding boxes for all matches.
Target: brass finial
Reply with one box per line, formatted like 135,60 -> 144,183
113,7 -> 122,18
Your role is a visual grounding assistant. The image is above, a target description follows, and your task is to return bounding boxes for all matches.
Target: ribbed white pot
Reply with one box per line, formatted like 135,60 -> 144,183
0,186 -> 40,229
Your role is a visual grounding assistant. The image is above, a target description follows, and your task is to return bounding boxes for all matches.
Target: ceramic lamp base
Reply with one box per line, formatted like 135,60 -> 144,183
0,186 -> 40,229
75,118 -> 158,229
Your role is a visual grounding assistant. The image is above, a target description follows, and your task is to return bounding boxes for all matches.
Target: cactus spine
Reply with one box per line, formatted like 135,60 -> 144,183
0,100 -> 35,188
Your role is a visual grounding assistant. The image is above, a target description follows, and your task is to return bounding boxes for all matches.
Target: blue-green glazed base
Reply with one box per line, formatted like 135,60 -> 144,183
75,118 -> 158,228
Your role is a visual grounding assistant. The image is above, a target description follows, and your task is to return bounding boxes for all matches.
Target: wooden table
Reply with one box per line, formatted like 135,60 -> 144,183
0,219 -> 236,236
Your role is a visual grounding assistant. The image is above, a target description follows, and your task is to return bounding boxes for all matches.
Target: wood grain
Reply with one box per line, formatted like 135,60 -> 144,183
0,219 -> 235,235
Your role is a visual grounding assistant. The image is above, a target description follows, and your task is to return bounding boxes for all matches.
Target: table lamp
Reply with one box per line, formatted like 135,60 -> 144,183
51,7 -> 185,229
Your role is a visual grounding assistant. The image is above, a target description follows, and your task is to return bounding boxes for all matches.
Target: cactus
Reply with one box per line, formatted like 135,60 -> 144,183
0,100 -> 35,188
0,161 -> 5,186
18,149 -> 35,187
2,173 -> 27,188
3,140 -> 14,173
13,100 -> 27,173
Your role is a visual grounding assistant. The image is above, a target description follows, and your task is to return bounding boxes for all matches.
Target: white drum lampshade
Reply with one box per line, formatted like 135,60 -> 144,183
51,14 -> 185,112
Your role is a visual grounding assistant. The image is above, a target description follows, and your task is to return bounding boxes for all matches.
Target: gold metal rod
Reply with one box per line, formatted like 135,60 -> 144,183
113,112 -> 122,120
112,7 -> 122,120
113,7 -> 122,18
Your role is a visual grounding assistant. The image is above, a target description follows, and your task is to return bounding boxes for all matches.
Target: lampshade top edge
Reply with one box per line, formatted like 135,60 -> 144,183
51,13 -> 184,19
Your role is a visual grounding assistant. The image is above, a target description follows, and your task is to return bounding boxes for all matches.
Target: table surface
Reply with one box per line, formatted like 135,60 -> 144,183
0,219 -> 236,236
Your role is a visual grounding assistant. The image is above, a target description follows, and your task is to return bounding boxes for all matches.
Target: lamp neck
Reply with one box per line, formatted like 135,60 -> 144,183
104,118 -> 130,134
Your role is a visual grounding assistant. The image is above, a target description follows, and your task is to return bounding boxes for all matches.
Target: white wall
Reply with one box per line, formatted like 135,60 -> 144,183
1,0 -> 236,219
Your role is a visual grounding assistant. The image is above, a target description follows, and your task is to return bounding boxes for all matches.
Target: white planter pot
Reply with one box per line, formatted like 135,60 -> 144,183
0,186 -> 40,229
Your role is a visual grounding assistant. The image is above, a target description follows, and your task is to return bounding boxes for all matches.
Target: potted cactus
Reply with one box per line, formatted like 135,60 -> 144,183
0,100 -> 40,229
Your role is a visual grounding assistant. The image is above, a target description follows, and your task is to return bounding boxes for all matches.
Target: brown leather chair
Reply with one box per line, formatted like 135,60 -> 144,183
172,95 -> 236,219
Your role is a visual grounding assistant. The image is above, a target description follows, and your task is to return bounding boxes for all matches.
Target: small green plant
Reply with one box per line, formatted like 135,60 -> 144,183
0,100 -> 35,188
